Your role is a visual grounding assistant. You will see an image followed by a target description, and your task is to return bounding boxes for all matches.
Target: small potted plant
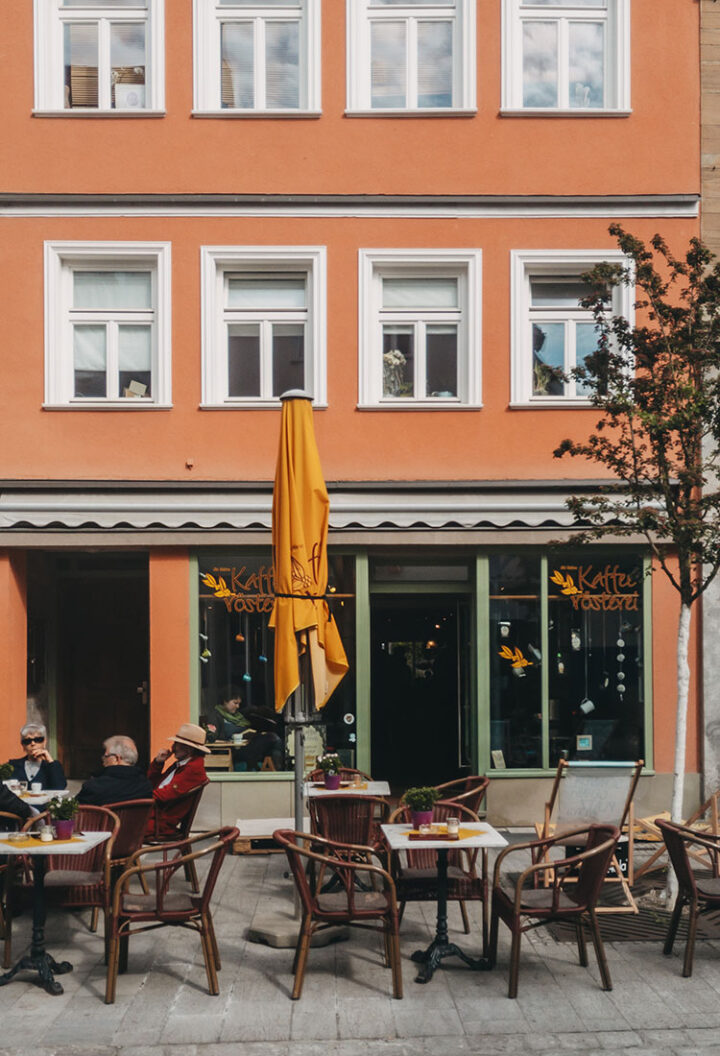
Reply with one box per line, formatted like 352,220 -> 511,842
47,795 -> 79,839
316,753 -> 343,790
402,787 -> 440,829
0,762 -> 14,781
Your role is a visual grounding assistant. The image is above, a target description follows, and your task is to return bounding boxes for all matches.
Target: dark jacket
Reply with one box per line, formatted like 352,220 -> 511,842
7,757 -> 67,790
0,783 -> 33,821
77,765 -> 153,807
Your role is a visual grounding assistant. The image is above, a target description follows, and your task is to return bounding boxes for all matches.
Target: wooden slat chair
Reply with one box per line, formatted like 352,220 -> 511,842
535,759 -> 643,913
635,789 -> 720,880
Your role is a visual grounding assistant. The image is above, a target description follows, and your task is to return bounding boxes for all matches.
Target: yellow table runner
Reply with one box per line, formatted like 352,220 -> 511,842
0,835 -> 85,849
408,826 -> 482,841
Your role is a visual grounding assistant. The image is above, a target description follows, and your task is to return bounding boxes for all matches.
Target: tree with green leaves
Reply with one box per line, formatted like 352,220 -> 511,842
554,224 -> 720,832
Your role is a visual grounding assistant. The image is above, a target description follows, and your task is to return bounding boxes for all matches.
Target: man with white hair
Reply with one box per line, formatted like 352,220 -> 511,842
7,722 -> 66,790
77,735 -> 153,806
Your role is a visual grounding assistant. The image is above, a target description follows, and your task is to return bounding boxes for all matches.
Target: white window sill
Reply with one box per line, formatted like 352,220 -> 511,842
509,399 -> 593,410
33,109 -> 166,119
500,108 -> 631,118
200,401 -> 327,410
43,401 -> 172,410
192,109 -> 322,119
345,108 -> 477,118
357,400 -> 481,410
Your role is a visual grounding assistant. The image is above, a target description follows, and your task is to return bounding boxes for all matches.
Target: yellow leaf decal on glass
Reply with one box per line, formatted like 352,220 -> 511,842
550,570 -> 580,595
498,645 -> 532,668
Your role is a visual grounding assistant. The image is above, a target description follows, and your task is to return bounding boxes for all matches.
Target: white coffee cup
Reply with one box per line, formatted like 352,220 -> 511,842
30,782 -> 42,793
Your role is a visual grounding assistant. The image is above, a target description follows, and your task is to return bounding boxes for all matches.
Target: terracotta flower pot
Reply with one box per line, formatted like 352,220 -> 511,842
54,818 -> 75,839
324,772 -> 341,790
411,810 -> 433,829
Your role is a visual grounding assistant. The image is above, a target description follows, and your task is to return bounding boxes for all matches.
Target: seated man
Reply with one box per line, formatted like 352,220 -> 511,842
77,735 -> 153,806
6,723 -> 66,790
146,723 -> 209,838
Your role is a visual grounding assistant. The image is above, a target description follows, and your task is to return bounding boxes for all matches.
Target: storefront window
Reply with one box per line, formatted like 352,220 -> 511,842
489,551 -> 646,769
198,551 -> 356,772
548,553 -> 644,765
489,555 -> 542,768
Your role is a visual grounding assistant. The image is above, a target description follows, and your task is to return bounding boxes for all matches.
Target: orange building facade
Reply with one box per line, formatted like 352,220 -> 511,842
0,1 -> 703,823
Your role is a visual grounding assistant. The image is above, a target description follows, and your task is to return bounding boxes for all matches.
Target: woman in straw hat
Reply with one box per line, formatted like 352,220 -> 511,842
146,722 -> 209,837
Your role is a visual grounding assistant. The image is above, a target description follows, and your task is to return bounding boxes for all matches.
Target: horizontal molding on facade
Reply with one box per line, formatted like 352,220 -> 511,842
0,478 -> 626,533
0,193 -> 700,220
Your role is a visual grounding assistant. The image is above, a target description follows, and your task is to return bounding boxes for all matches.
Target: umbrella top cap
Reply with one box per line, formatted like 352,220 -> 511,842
279,389 -> 312,402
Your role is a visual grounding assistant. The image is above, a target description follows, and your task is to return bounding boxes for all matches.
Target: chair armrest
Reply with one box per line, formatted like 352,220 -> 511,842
511,835 -> 618,913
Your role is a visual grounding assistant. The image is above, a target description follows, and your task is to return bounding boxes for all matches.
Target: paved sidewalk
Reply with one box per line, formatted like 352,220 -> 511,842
1,842 -> 720,1056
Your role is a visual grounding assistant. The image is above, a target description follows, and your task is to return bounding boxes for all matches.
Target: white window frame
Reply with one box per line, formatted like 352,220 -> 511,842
346,0 -> 476,115
502,0 -> 630,114
45,241 -> 172,408
34,0 -> 165,114
193,0 -> 321,114
510,249 -> 633,408
358,249 -> 481,408
201,246 -> 327,407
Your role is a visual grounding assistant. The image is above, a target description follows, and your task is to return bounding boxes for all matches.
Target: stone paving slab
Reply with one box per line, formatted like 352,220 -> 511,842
1,845 -> 720,1055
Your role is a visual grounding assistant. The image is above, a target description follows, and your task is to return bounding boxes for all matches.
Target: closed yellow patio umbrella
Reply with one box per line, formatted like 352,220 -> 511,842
269,392 -> 348,823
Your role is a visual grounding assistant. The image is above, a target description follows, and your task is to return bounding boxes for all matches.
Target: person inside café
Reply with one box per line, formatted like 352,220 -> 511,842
146,722 -> 209,836
205,688 -> 251,742
233,707 -> 284,771
77,735 -> 153,806
6,722 -> 67,790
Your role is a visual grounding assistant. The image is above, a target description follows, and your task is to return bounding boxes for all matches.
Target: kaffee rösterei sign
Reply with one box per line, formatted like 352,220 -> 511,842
201,566 -> 275,614
550,563 -> 640,612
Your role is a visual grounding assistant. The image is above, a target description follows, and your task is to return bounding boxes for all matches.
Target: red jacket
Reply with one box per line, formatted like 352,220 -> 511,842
147,753 -> 208,837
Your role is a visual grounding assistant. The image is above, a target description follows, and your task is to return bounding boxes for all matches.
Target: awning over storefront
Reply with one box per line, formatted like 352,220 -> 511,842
0,480 -> 620,534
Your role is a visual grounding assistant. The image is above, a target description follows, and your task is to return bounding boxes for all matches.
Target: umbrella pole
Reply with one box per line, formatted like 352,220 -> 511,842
293,722 -> 305,838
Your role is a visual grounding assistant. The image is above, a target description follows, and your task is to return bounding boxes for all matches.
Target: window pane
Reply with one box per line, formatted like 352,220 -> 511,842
530,278 -> 587,307
569,21 -> 604,107
266,21 -> 300,108
489,555 -> 542,770
73,271 -> 152,309
532,322 -> 565,396
118,324 -> 152,398
383,327 -> 414,397
64,23 -> 98,108
524,0 -> 605,6
272,323 -> 305,396
417,21 -> 453,107
426,325 -> 457,397
219,0 -> 300,5
111,23 -> 146,109
63,1 -> 147,6
373,0 -> 454,5
222,23 -> 254,108
575,322 -> 597,395
523,21 -> 557,107
371,21 -> 406,108
228,324 -> 260,396
548,554 -> 644,765
227,276 -> 306,307
74,325 -> 106,397
383,277 -> 457,307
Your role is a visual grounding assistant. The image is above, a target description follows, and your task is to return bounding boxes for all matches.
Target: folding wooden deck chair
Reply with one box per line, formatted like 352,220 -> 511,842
635,788 -> 720,880
535,759 -> 644,913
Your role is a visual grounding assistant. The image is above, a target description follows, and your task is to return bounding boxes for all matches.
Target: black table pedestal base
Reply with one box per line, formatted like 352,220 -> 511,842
411,939 -> 490,983
0,951 -> 73,996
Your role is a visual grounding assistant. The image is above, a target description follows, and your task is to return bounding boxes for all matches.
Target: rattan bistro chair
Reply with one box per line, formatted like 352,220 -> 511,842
490,823 -> 619,998
105,826 -> 238,1003
656,818 -> 720,977
306,767 -> 373,783
0,811 -> 24,968
308,794 -> 389,855
145,781 -> 209,893
434,775 -> 490,817
274,829 -> 402,1000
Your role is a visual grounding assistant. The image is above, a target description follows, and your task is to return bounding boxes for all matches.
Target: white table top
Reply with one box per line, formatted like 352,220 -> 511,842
19,789 -> 69,808
305,780 -> 391,798
0,830 -> 111,856
381,821 -> 508,852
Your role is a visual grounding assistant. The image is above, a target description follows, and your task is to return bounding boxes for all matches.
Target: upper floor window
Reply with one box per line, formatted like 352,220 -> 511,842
194,0 -> 321,113
45,242 -> 172,407
510,249 -> 632,407
502,0 -> 630,113
35,0 -> 165,113
346,0 -> 476,114
358,249 -> 482,407
201,247 -> 327,406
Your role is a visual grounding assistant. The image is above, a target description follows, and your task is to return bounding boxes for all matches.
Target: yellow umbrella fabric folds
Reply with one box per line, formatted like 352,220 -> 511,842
269,394 -> 349,713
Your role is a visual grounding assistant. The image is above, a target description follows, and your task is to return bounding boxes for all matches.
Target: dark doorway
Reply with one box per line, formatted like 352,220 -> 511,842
55,554 -> 149,779
371,597 -> 471,788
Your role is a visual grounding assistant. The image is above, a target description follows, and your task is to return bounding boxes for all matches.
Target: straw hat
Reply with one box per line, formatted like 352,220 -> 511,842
169,722 -> 210,754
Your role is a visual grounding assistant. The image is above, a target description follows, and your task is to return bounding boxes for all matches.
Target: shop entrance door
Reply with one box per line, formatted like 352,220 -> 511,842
55,555 -> 150,779
371,597 -> 471,789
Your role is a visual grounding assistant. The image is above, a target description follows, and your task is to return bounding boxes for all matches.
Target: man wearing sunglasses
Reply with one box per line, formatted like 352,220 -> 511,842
6,723 -> 67,790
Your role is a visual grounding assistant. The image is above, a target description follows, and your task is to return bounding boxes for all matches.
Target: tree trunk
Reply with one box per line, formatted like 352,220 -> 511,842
667,600 -> 692,901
